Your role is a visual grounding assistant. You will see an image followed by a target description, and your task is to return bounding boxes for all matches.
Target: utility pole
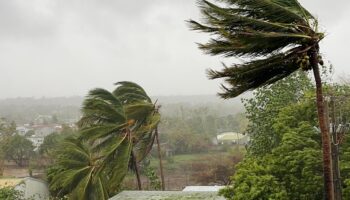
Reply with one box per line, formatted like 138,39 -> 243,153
324,99 -> 334,200
330,97 -> 342,200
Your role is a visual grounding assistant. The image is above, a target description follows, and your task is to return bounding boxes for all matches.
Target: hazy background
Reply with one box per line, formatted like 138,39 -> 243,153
0,0 -> 349,98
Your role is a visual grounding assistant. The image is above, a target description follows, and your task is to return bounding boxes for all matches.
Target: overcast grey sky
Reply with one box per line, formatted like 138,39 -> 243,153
0,0 -> 349,98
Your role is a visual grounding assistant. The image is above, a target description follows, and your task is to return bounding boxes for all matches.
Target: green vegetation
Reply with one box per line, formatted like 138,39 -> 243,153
1,134 -> 34,167
243,72 -> 313,155
160,110 -> 245,153
218,74 -> 350,199
47,82 -> 162,199
0,187 -> 24,200
47,137 -> 108,199
1,1 -> 349,199
189,0 -> 335,198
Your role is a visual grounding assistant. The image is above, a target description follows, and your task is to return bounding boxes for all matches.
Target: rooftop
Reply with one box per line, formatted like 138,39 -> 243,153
109,191 -> 225,200
217,132 -> 246,141
182,186 -> 225,192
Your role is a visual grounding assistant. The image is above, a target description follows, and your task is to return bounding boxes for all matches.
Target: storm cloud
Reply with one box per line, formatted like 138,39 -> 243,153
0,0 -> 349,98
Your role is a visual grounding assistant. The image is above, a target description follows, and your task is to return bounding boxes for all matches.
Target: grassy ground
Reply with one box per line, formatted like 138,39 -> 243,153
123,146 -> 246,190
150,145 -> 246,170
149,152 -> 230,171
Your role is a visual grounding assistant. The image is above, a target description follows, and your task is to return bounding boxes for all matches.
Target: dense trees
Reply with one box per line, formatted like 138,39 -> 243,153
1,134 -> 34,167
221,106 -> 324,199
242,72 -> 313,155
159,107 -> 245,154
220,76 -> 323,199
219,74 -> 350,199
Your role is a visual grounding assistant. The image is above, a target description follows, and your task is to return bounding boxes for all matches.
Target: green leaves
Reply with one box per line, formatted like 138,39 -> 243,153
49,137 -> 107,200
222,114 -> 323,200
242,72 -> 313,155
1,134 -> 34,167
113,81 -> 152,103
49,81 -> 160,199
208,51 -> 301,98
189,0 -> 323,98
0,187 -> 24,200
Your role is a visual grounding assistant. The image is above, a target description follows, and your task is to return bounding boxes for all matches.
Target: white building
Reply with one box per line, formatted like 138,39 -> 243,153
182,186 -> 225,192
216,132 -> 250,145
16,126 -> 32,136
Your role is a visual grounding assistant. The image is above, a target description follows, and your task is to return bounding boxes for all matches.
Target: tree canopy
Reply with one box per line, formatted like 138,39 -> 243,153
188,0 -> 323,98
48,81 -> 161,199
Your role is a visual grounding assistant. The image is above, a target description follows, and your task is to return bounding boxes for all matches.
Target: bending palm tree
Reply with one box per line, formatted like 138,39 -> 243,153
189,0 -> 332,199
78,82 -> 161,191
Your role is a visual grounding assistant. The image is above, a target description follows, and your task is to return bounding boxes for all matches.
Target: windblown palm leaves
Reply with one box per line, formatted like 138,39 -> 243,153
48,137 -> 108,200
49,82 -> 160,199
188,0 -> 324,98
77,81 -> 160,192
190,1 -> 335,199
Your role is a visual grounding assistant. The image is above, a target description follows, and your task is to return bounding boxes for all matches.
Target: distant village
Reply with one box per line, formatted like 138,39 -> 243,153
1,115 -> 77,151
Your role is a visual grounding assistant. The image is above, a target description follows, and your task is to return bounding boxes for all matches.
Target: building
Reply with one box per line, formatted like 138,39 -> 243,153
31,124 -> 61,137
109,191 -> 225,200
182,186 -> 225,192
16,126 -> 32,136
216,132 -> 249,145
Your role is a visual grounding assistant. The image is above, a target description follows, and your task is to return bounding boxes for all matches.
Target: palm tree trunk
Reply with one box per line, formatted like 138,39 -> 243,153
131,150 -> 142,190
155,127 -> 165,190
311,46 -> 334,200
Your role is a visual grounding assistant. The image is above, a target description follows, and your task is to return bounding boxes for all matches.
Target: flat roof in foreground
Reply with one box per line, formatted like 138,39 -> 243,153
109,191 -> 225,200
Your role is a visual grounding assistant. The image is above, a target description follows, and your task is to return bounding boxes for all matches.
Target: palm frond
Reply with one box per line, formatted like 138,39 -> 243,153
189,0 -> 323,98
72,81 -> 160,196
125,102 -> 155,122
113,81 -> 151,103
208,48 -> 302,98
49,138 -> 107,199
133,131 -> 156,162
79,98 -> 125,127
79,124 -> 126,141
105,135 -> 132,190
188,0 -> 318,57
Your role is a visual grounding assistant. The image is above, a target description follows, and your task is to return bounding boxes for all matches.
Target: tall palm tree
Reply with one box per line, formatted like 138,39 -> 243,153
189,0 -> 332,199
78,82 -> 161,191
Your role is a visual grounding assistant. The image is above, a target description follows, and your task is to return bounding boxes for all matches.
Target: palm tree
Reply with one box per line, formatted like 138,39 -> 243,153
78,82 -> 161,191
188,0 -> 332,199
48,137 -> 108,200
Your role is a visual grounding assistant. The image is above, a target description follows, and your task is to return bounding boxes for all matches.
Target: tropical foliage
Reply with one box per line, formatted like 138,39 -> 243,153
0,187 -> 25,200
220,75 -> 350,199
48,137 -> 107,200
189,0 -> 333,197
188,0 -> 323,98
48,82 -> 161,199
242,72 -> 313,155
